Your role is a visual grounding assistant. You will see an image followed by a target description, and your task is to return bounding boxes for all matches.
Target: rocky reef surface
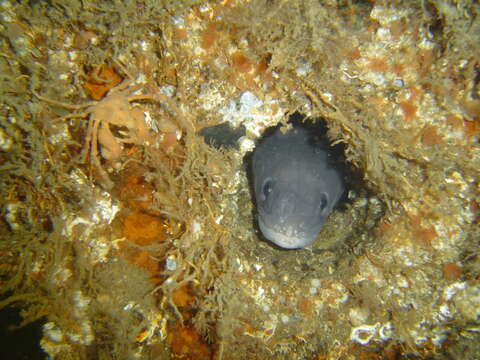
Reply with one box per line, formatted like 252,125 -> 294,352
0,1 -> 479,359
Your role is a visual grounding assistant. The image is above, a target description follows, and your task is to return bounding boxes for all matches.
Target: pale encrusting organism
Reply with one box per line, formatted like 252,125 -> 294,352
2,0 -> 479,357
252,123 -> 345,249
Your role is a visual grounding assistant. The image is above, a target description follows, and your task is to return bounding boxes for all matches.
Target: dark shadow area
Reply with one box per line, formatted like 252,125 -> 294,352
0,300 -> 46,360
198,123 -> 247,149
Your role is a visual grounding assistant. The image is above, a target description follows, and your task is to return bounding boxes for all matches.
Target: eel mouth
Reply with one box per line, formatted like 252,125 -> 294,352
258,217 -> 315,249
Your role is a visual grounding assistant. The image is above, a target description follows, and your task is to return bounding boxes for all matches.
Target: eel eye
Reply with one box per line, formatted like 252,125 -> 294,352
319,193 -> 329,214
262,178 -> 274,199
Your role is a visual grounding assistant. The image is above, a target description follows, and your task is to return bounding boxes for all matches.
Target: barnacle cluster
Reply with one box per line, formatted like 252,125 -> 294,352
0,0 -> 479,359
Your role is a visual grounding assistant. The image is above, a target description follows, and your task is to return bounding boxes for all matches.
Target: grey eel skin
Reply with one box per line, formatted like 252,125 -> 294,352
252,124 -> 345,249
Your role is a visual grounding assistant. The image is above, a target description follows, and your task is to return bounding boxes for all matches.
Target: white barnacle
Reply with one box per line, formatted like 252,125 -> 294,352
281,314 -> 289,324
378,322 -> 394,341
0,127 -> 12,151
443,281 -> 466,301
350,323 -> 380,345
43,322 -> 64,342
166,255 -> 177,271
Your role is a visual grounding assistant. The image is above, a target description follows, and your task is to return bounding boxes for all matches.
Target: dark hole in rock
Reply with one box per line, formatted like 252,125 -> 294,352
197,123 -> 246,149
246,112 -> 369,251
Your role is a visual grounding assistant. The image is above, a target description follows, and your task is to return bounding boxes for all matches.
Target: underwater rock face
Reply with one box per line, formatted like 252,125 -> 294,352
252,124 -> 345,249
1,0 -> 479,358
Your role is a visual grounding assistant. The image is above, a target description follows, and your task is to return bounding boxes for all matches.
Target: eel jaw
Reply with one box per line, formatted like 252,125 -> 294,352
258,217 -> 316,249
